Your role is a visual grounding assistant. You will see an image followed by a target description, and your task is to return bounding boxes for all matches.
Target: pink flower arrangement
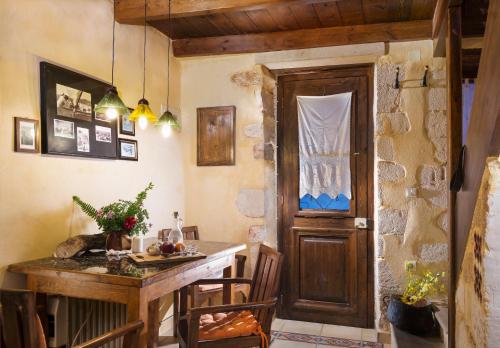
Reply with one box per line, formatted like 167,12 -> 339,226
124,216 -> 137,230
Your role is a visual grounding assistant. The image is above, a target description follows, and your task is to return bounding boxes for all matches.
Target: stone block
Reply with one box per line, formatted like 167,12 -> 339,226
231,70 -> 262,87
426,111 -> 447,139
253,143 -> 264,159
431,69 -> 446,81
248,225 -> 266,243
375,113 -> 386,135
378,208 -> 408,235
426,111 -> 447,163
236,189 -> 265,218
377,259 -> 401,293
437,211 -> 449,233
432,137 -> 447,163
419,243 -> 448,262
377,64 -> 405,113
378,161 -> 406,183
387,112 -> 411,134
377,87 -> 400,113
430,191 -> 448,209
419,165 -> 446,191
428,87 -> 447,111
244,123 -> 263,138
263,143 -> 274,161
377,136 -> 395,161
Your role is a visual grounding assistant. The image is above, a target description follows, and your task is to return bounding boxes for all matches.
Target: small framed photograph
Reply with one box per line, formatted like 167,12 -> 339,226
14,117 -> 39,153
56,83 -> 92,122
119,108 -> 135,136
54,118 -> 75,139
95,125 -> 112,143
118,138 -> 138,161
77,127 -> 90,152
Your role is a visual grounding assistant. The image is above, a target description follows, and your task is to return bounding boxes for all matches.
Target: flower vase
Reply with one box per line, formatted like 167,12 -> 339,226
105,231 -> 132,251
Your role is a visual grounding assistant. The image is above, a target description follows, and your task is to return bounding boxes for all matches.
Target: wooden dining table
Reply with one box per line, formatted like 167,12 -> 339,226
8,240 -> 246,348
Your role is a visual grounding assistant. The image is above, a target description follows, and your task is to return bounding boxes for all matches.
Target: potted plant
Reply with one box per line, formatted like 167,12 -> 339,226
73,183 -> 154,251
386,269 -> 446,336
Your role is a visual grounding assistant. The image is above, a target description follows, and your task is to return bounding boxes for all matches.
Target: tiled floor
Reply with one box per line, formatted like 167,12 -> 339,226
159,316 -> 391,348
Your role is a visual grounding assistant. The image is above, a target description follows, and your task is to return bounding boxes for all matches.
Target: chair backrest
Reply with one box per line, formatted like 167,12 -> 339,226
249,244 -> 283,302
248,245 -> 284,330
0,289 -> 41,348
181,226 -> 199,241
158,226 -> 199,241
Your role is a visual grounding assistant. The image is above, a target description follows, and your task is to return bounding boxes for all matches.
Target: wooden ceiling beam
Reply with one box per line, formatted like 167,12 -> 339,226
172,20 -> 432,57
116,0 -> 337,24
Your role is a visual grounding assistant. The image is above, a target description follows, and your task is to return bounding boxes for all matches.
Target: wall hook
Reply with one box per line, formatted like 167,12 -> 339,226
394,67 -> 400,89
422,65 -> 429,87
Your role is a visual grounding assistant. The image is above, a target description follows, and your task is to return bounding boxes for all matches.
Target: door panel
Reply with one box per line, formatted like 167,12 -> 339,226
277,65 -> 374,327
298,230 -> 354,303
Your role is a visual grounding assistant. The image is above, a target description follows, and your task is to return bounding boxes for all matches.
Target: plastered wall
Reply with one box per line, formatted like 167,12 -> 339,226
179,41 -> 449,329
0,0 -> 183,287
456,157 -> 500,348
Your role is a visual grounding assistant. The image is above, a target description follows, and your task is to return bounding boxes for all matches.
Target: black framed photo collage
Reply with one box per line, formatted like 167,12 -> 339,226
40,62 -> 137,161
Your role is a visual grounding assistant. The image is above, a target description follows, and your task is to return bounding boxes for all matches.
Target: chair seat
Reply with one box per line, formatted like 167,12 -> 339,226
199,310 -> 261,341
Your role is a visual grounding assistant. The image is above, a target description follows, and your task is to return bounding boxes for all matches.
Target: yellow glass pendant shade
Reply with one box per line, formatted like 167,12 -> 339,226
129,98 -> 158,124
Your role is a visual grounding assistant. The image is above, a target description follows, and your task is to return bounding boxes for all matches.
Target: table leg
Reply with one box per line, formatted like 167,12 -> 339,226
127,289 -> 160,348
173,290 -> 179,338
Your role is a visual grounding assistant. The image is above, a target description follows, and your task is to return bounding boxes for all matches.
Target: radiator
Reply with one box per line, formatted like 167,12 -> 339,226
68,298 -> 127,348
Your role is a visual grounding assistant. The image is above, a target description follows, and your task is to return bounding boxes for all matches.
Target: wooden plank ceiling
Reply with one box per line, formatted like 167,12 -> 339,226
116,0 -> 437,57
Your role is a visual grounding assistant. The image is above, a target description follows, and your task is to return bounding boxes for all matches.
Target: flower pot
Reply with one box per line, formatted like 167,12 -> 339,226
105,231 -> 132,251
386,295 -> 438,336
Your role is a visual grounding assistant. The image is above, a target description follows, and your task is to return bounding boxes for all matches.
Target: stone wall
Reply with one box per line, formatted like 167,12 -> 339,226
374,44 -> 449,329
456,157 -> 500,348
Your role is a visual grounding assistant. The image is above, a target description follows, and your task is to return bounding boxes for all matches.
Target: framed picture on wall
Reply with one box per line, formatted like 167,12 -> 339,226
118,138 -> 138,161
14,117 -> 39,153
40,62 -> 118,159
197,106 -> 236,166
119,108 -> 135,136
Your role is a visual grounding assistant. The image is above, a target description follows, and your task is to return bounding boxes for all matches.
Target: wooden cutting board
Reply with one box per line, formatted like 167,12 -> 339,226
128,252 -> 206,266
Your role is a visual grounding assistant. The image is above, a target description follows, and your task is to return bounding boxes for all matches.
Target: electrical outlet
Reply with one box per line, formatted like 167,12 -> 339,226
405,260 -> 417,272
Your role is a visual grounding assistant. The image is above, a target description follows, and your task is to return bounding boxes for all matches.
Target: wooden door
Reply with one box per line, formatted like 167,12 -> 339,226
277,65 -> 374,328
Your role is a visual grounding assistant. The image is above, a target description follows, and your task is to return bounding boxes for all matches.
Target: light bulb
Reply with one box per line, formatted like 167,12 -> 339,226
105,107 -> 119,120
138,116 -> 148,130
161,124 -> 172,138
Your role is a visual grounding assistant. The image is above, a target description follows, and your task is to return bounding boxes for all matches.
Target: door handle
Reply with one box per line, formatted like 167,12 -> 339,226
355,218 -> 369,229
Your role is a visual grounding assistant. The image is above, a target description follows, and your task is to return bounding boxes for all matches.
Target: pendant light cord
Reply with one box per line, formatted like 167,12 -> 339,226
166,0 -> 171,111
143,0 -> 147,99
111,0 -> 116,86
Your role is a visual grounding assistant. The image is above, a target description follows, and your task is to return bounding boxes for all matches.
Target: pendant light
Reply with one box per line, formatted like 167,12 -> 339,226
94,0 -> 129,120
157,0 -> 180,138
129,0 -> 158,129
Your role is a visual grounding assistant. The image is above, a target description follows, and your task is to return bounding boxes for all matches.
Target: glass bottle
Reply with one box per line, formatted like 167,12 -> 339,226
168,211 -> 184,245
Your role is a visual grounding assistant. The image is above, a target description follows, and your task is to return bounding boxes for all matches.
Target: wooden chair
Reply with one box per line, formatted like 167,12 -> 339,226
176,244 -> 284,348
0,289 -> 143,348
164,226 -> 249,337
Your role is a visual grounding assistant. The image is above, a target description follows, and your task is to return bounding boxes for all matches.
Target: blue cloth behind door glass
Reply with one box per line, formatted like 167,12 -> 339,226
299,193 -> 350,211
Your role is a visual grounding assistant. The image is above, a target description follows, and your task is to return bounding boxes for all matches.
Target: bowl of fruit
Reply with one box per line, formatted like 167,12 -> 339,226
159,241 -> 186,257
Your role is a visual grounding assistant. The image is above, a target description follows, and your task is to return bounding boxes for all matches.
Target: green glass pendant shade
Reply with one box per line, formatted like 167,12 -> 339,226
158,110 -> 180,129
129,98 -> 157,122
94,86 -> 130,118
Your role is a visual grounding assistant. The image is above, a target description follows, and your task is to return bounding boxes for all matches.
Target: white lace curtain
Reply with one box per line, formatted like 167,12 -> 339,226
298,92 -> 352,199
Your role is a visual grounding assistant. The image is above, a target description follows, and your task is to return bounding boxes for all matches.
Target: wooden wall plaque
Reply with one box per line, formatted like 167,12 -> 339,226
197,106 -> 235,166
